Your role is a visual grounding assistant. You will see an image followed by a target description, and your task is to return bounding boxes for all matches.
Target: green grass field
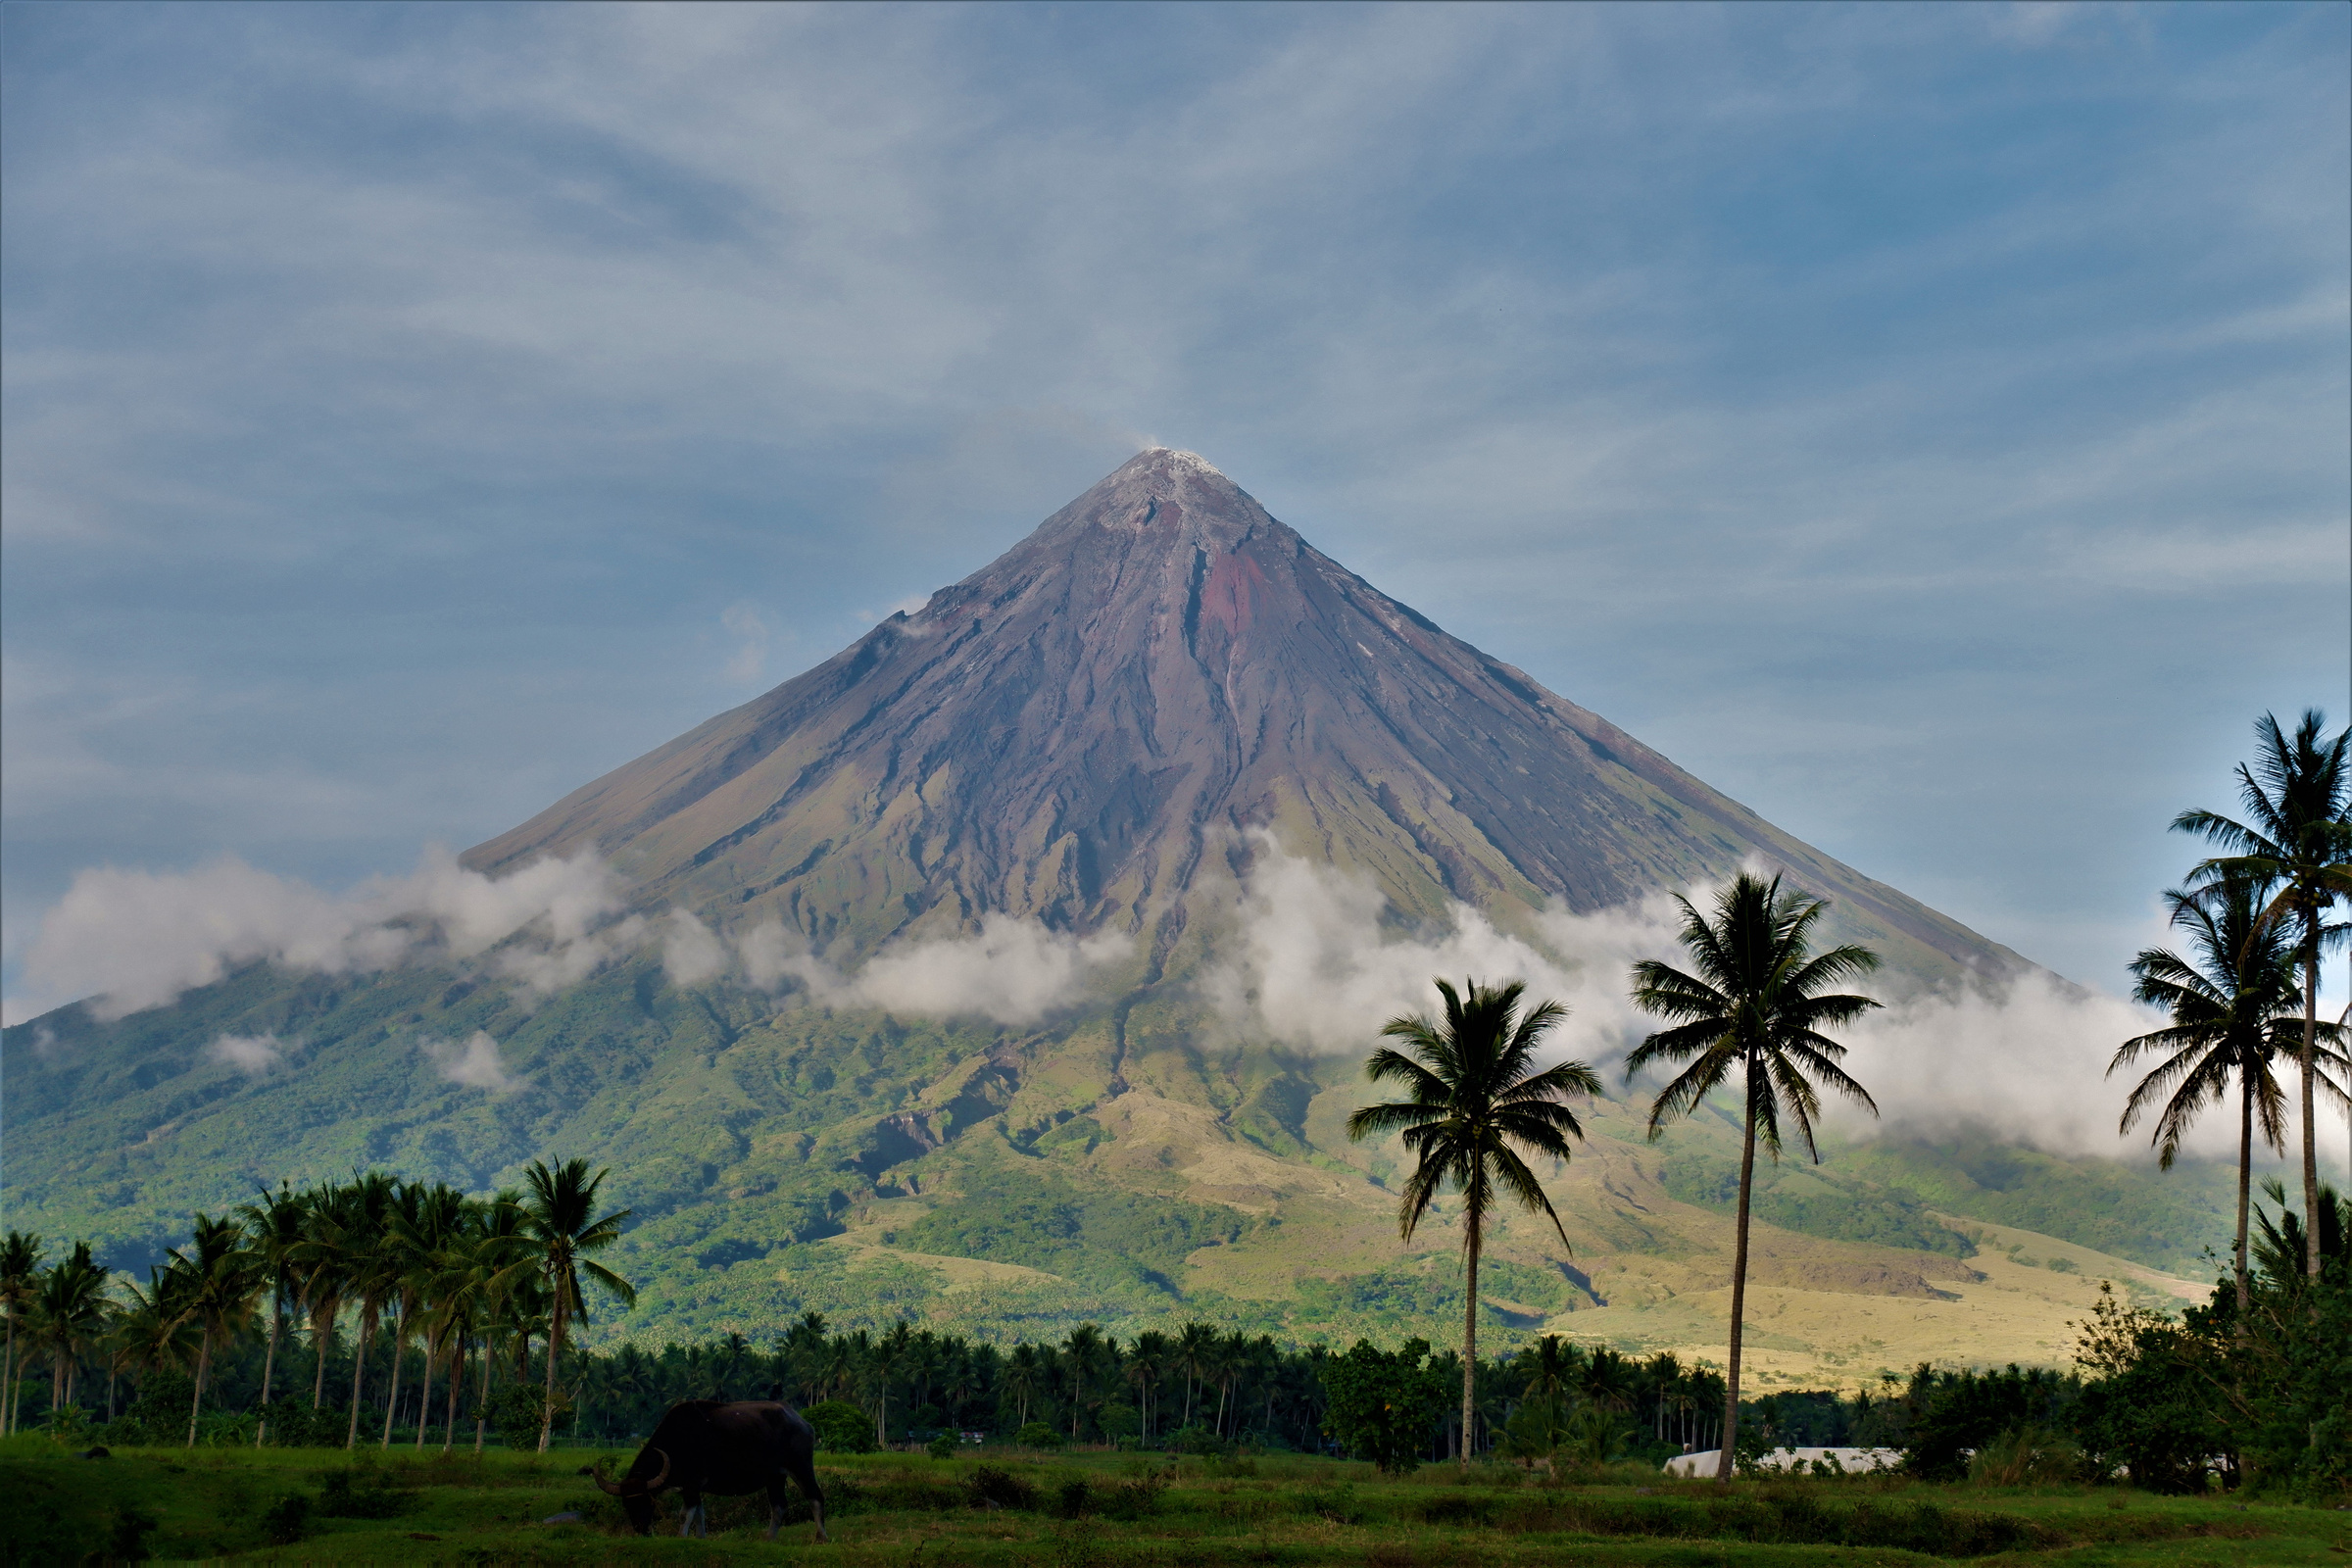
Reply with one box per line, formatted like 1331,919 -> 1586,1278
5,1436 -> 2347,1566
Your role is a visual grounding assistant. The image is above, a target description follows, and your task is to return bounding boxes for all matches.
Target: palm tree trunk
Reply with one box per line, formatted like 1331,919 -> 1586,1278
312,1302 -> 334,1409
2235,1071 -> 2254,1311
539,1283 -> 564,1454
257,1300 -> 281,1446
187,1337 -> 211,1448
415,1342 -> 435,1448
1716,1075 -> 1759,1484
382,1299 -> 407,1446
475,1335 -> 493,1454
2299,930 -> 2321,1279
1460,1205 -> 1481,1471
444,1345 -> 462,1451
2,1321 -> 12,1438
346,1304 -> 376,1448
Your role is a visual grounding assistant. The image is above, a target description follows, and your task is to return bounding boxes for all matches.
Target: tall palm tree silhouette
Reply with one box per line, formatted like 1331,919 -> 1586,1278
2176,710 -> 2352,1277
1348,976 -> 1598,1469
1627,872 -> 1881,1482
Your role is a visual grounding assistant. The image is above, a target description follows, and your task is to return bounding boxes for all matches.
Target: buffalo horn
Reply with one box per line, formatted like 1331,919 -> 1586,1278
590,1460 -> 628,1496
644,1447 -> 672,1492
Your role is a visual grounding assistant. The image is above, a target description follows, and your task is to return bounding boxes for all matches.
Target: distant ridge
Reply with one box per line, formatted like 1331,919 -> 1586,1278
467,447 -> 2032,987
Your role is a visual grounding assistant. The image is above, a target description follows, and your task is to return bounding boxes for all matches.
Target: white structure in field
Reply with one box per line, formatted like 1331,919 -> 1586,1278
1663,1446 -> 1901,1478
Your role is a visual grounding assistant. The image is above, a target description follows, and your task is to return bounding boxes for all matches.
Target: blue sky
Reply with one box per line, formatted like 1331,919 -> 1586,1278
4,0 -> 2347,1017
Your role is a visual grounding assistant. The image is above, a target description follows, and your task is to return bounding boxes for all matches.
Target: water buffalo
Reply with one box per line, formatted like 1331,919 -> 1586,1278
588,1398 -> 828,1541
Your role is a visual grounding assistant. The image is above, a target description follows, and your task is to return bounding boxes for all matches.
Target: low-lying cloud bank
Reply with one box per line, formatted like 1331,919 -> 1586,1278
6,837 -> 2255,1165
4,848 -> 1130,1032
672,909 -> 1129,1026
7,847 -> 638,1023
1203,842 -> 2236,1165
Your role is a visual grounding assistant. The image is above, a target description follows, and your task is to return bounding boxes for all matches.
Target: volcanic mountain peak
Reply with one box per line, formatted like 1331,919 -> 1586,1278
464,451 -> 2029,987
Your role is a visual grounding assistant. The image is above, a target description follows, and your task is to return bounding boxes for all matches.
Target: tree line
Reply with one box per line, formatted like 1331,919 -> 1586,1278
0,1157 -> 630,1455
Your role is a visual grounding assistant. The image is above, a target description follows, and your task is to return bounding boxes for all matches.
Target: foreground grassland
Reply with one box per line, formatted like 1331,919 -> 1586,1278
5,1439 -> 2346,1566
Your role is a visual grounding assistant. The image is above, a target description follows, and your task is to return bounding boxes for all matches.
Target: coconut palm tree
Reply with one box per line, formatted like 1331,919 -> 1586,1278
384,1182 -> 467,1447
1626,872 -> 1882,1483
2113,875 -> 2344,1308
0,1233 -> 41,1437
1347,975 -> 1600,1470
167,1213 -> 261,1446
2176,709 -> 2352,1278
506,1158 -> 634,1452
235,1182 -> 309,1445
288,1171 -> 398,1445
32,1242 -> 111,1426
1172,1322 -> 1215,1430
288,1178 -> 351,1411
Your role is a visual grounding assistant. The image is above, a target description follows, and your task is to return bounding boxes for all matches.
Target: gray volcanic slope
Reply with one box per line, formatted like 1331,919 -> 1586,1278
467,449 -> 2029,988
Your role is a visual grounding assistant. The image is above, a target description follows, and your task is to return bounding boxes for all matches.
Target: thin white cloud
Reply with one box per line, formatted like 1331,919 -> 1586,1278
423,1030 -> 519,1093
205,1031 -> 286,1076
719,603 -> 770,684
8,846 -> 631,1022
724,911 -> 1128,1026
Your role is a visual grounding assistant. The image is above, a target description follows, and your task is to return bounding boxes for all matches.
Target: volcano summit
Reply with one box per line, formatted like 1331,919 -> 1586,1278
467,447 -> 2026,988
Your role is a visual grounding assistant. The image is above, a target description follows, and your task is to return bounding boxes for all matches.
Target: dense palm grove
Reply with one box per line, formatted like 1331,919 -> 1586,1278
3,710 -> 2346,1498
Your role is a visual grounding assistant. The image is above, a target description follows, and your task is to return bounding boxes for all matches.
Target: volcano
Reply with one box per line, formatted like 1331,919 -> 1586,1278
466,448 -> 2024,986
13,449 -> 2222,1376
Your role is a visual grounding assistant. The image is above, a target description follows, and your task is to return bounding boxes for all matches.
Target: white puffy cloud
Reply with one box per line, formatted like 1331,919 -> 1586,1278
1205,840 -> 2254,1165
205,1031 -> 286,1075
9,846 -> 630,1020
661,909 -> 731,986
727,912 -> 1130,1026
423,1030 -> 519,1093
1202,836 -> 1684,1057
839,914 -> 1130,1025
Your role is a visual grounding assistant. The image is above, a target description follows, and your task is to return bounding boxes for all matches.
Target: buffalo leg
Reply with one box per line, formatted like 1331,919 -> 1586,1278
786,1451 -> 830,1543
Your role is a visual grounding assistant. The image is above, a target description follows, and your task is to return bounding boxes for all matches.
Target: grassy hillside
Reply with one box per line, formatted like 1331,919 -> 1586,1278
1,957 -> 2232,1372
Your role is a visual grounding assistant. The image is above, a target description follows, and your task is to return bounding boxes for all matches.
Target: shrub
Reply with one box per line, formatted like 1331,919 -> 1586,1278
1014,1420 -> 1066,1449
1054,1478 -> 1093,1519
805,1399 -> 877,1453
927,1432 -> 957,1460
1968,1425 -> 2084,1485
103,1506 -> 158,1564
258,1494 -> 312,1545
965,1465 -> 1040,1511
1320,1337 -> 1448,1475
124,1370 -> 195,1440
317,1470 -> 409,1520
489,1382 -> 547,1448
1162,1424 -> 1223,1455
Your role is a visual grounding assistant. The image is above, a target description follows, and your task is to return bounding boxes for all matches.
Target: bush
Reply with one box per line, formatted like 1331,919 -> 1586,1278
1054,1478 -> 1093,1519
1162,1424 -> 1225,1456
259,1493 -> 313,1545
259,1398 -> 350,1448
489,1382 -> 548,1448
965,1465 -> 1040,1511
805,1399 -> 877,1453
1320,1337 -> 1449,1475
317,1470 -> 409,1520
1013,1420 -> 1065,1449
927,1432 -> 957,1460
124,1370 -> 194,1441
103,1506 -> 158,1564
1968,1425 -> 2084,1486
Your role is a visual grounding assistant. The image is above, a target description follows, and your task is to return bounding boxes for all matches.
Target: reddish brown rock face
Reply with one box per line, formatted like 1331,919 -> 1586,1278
465,448 -> 2026,988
